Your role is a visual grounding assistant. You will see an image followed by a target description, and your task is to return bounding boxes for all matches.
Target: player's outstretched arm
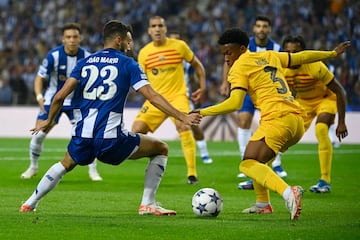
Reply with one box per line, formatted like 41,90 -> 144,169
333,41 -> 351,55
277,41 -> 352,68
138,85 -> 202,126
194,89 -> 246,116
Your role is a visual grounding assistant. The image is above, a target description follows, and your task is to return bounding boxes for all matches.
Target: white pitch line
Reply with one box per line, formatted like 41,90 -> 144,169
0,148 -> 359,161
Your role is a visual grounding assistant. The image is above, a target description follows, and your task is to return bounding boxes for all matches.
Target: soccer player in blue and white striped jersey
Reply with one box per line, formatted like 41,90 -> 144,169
20,20 -> 201,215
21,23 -> 103,181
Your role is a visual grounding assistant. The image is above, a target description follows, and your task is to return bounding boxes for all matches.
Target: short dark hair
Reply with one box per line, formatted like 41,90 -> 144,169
282,35 -> 306,50
255,15 -> 272,26
127,24 -> 134,36
149,16 -> 165,27
103,20 -> 130,42
218,28 -> 249,47
62,23 -> 81,34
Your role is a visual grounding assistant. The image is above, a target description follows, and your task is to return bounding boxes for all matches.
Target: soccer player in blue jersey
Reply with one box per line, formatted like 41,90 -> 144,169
20,23 -> 102,181
220,16 -> 287,189
19,20 -> 201,215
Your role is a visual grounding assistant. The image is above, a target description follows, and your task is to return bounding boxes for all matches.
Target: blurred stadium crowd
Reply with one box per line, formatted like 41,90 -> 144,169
0,0 -> 359,110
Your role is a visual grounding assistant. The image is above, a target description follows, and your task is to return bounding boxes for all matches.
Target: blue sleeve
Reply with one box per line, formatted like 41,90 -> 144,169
188,65 -> 195,75
70,59 -> 86,80
128,59 -> 149,90
38,52 -> 55,77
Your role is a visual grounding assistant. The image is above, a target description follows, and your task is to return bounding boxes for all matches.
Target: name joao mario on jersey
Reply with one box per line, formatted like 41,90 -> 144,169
86,56 -> 119,64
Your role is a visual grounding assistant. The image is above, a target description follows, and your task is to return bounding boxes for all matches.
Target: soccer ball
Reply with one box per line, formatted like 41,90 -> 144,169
192,188 -> 223,217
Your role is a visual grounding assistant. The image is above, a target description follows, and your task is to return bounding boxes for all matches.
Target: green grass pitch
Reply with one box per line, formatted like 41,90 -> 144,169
0,138 -> 359,240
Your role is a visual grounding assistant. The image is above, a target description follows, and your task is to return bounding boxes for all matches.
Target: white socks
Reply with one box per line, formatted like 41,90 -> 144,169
140,155 -> 167,206
282,186 -> 291,200
237,128 -> 251,159
24,162 -> 66,209
328,124 -> 336,143
29,130 -> 47,169
196,140 -> 210,157
272,152 -> 283,168
256,202 -> 270,208
88,159 -> 97,171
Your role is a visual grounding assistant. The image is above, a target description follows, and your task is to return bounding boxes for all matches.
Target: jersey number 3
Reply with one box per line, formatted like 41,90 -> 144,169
82,65 -> 117,100
264,66 -> 288,94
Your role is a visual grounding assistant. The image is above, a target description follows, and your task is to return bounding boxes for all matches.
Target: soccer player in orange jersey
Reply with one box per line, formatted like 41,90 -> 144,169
132,16 -> 206,184
282,35 -> 347,193
194,28 -> 350,220
169,31 -> 213,165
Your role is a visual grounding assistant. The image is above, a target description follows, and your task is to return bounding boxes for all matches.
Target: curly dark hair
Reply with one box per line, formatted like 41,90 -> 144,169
282,35 -> 306,50
217,28 -> 249,47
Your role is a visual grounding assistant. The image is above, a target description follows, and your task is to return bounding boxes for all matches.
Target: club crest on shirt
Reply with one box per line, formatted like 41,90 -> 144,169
256,58 -> 269,65
152,68 -> 159,75
159,56 -> 165,61
59,75 -> 67,81
41,59 -> 48,68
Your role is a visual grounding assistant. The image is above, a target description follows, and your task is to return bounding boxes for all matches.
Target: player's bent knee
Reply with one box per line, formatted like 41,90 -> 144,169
31,130 -> 47,144
156,140 -> 169,156
315,122 -> 329,138
61,152 -> 77,171
239,159 -> 257,175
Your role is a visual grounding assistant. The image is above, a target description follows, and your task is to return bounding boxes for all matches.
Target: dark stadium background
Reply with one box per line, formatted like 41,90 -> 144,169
0,0 -> 359,110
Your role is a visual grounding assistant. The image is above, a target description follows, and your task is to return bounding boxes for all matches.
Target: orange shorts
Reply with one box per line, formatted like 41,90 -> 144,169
297,97 -> 337,130
134,94 -> 190,132
251,113 -> 305,154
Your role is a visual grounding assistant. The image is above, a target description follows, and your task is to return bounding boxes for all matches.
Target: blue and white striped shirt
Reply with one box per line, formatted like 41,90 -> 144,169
70,48 -> 149,139
248,36 -> 282,52
37,45 -> 91,106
